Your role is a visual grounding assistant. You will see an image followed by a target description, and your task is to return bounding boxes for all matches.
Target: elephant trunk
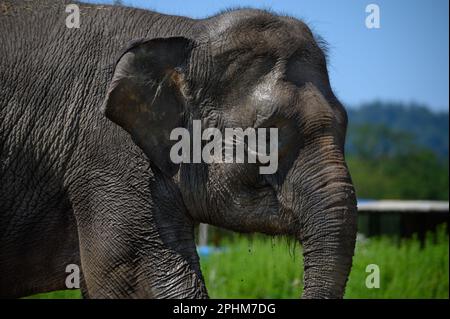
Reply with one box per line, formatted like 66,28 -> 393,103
290,142 -> 357,298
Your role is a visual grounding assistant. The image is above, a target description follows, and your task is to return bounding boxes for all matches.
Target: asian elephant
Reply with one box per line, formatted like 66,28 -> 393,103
0,0 -> 357,299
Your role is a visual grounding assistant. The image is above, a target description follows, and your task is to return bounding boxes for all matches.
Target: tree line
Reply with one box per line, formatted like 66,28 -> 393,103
346,102 -> 449,200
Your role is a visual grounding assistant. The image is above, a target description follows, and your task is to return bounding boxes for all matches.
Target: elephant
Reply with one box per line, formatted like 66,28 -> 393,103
0,0 -> 357,299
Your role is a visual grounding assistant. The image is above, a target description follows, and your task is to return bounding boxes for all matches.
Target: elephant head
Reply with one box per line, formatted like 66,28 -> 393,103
102,10 -> 357,299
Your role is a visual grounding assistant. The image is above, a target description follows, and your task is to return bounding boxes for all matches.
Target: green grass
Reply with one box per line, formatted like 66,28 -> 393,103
344,229 -> 449,299
24,290 -> 82,299
26,226 -> 448,299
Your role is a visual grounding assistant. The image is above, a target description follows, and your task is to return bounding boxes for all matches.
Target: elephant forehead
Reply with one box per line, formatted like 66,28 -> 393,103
242,72 -> 295,127
208,10 -> 314,58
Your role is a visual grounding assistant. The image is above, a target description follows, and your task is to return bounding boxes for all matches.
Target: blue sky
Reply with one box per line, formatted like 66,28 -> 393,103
87,0 -> 449,111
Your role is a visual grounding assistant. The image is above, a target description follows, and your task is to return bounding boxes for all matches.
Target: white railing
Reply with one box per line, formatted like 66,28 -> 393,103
357,200 -> 449,213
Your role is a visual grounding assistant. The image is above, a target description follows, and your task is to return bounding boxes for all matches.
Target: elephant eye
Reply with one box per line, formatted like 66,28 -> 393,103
258,121 -> 294,158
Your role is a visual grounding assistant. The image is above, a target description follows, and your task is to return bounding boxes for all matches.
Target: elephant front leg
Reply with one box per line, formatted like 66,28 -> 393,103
70,179 -> 207,298
77,234 -> 207,298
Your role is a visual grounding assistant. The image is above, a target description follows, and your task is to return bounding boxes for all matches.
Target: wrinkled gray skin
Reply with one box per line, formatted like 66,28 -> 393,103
0,0 -> 357,299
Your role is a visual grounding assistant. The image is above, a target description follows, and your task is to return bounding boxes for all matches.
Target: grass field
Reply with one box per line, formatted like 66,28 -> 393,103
27,226 -> 448,299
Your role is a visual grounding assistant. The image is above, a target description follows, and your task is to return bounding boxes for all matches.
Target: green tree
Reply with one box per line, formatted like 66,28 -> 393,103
346,124 -> 449,200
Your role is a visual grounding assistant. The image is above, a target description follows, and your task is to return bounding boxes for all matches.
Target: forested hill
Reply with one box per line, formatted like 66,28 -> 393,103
346,102 -> 449,159
344,102 -> 448,200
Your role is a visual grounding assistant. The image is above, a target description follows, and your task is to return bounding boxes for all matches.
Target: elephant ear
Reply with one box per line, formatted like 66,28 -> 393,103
103,37 -> 194,177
